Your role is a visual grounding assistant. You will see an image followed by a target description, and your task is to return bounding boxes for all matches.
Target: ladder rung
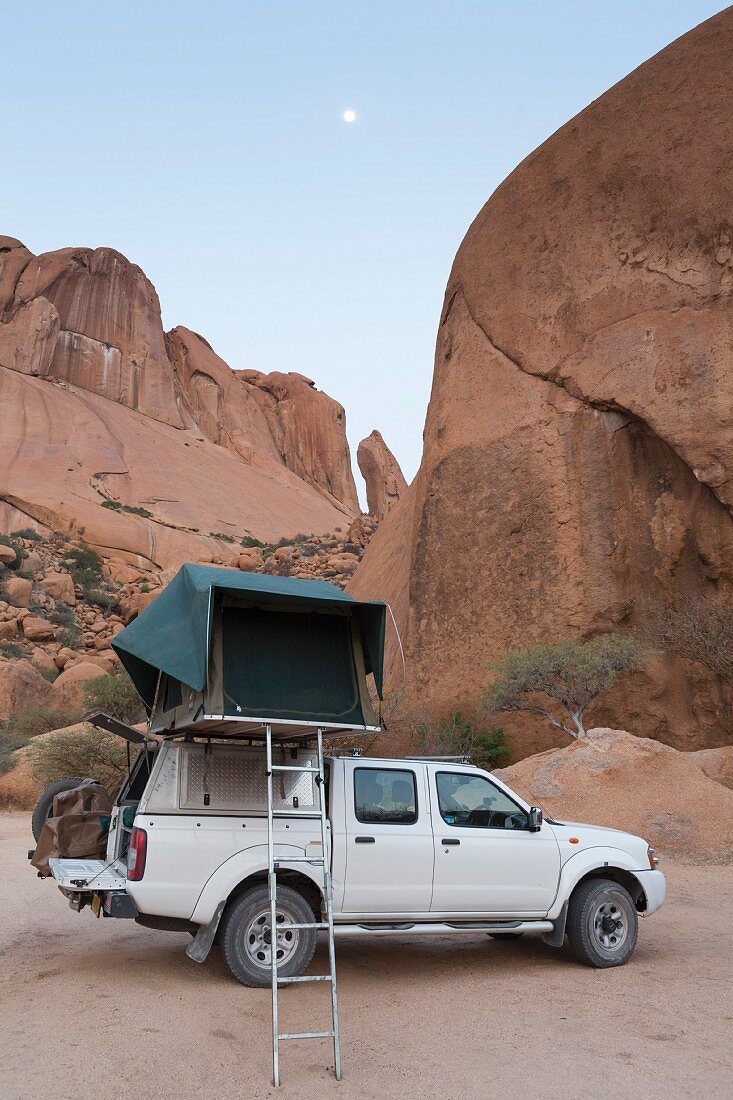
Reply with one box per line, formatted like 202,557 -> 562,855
273,809 -> 322,818
270,764 -> 320,773
279,922 -> 328,930
278,1031 -> 334,1040
274,857 -> 324,865
278,974 -> 332,983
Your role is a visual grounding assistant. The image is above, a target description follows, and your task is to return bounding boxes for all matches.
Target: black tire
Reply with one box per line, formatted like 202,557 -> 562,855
220,884 -> 318,987
488,932 -> 524,939
567,878 -> 638,968
31,776 -> 88,841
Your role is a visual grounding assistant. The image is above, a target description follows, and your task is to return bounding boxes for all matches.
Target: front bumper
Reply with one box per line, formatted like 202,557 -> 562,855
636,869 -> 666,916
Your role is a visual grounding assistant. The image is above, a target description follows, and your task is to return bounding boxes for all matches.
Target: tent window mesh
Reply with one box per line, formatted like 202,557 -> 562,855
221,606 -> 363,724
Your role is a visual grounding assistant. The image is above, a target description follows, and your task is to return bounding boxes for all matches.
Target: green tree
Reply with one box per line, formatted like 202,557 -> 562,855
413,710 -> 510,769
83,670 -> 145,725
482,635 -> 638,739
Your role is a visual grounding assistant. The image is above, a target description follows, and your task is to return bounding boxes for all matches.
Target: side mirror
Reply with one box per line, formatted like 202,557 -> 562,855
528,806 -> 543,832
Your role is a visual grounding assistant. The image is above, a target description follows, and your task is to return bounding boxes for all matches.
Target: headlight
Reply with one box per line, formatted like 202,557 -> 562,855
647,845 -> 659,869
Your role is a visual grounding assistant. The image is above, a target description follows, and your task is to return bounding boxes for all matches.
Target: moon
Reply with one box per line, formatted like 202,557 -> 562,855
343,109 -> 357,124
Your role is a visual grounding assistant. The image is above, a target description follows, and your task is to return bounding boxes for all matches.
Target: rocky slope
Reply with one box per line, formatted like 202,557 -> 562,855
0,238 -> 362,568
350,9 -> 733,755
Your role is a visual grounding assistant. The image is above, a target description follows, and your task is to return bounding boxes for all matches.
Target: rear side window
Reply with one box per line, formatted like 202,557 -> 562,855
354,767 -> 418,825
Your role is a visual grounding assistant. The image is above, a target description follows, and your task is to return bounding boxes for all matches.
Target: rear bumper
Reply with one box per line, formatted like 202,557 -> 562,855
637,869 -> 666,916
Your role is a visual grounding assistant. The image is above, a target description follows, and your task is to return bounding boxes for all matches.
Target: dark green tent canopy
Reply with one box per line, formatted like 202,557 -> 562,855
112,565 -> 386,729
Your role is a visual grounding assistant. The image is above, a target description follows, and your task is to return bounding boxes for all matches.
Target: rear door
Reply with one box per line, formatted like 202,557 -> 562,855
342,761 -> 434,914
429,769 -> 561,915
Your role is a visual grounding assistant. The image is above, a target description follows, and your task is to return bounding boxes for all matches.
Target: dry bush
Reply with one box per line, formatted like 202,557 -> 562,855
638,594 -> 733,681
28,726 -> 128,793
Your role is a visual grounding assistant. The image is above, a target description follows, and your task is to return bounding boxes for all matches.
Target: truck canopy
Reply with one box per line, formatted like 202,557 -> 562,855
112,564 -> 386,733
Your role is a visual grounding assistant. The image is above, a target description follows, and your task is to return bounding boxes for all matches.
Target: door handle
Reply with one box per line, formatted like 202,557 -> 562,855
441,838 -> 460,846
355,836 -> 375,844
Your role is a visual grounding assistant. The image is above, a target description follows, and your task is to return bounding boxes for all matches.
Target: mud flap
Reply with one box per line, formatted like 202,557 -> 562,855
186,900 -> 226,964
542,901 -> 568,948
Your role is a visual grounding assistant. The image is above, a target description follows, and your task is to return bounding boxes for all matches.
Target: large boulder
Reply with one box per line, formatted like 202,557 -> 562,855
52,661 -> 106,708
0,660 -> 55,720
494,729 -> 733,862
357,430 -> 407,521
350,9 -> 733,754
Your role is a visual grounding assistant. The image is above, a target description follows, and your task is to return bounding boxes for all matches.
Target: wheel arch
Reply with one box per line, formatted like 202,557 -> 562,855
547,846 -> 651,920
190,845 -> 324,925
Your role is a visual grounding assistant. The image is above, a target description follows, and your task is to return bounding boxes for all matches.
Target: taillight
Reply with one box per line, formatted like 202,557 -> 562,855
127,827 -> 147,881
648,845 -> 659,869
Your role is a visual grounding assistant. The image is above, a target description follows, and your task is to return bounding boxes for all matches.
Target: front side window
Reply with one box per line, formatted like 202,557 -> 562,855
436,772 -> 528,830
354,767 -> 418,825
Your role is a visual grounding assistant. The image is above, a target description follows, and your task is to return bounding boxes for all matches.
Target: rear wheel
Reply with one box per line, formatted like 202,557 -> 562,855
31,776 -> 88,841
567,878 -> 638,968
220,884 -> 318,987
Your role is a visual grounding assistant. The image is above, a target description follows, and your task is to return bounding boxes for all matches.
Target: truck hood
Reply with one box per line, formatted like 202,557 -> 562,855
549,820 -> 651,866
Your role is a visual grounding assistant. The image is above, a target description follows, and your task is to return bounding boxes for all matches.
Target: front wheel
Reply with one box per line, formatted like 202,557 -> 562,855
567,878 -> 638,968
219,884 -> 318,987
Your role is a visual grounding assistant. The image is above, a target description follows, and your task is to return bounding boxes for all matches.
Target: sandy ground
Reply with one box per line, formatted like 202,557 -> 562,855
1,813 -> 731,1100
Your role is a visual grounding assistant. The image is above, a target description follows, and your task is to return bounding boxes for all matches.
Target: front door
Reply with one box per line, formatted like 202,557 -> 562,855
429,770 -> 560,915
342,762 -> 434,914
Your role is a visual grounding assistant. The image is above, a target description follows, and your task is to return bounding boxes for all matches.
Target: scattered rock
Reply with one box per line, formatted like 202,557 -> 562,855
0,545 -> 17,566
21,616 -> 55,643
38,572 -> 76,606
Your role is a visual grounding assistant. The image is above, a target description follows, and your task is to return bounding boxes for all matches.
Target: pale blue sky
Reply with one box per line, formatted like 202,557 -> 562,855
3,1 -> 727,500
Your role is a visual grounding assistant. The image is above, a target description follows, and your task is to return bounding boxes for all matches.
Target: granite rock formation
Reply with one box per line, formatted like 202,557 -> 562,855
357,430 -> 407,520
0,239 -> 360,568
350,9 -> 733,754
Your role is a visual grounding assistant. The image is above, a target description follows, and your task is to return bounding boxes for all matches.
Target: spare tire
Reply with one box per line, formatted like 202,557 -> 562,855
31,777 -> 89,841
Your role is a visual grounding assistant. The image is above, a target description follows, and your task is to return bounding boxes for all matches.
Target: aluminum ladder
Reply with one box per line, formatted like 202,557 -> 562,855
265,724 -> 341,1087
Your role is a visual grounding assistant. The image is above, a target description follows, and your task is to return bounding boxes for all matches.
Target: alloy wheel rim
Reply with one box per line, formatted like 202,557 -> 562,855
244,906 -> 300,969
592,899 -> 627,951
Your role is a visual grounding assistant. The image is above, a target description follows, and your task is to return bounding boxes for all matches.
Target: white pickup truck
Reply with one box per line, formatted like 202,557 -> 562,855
42,737 -> 665,983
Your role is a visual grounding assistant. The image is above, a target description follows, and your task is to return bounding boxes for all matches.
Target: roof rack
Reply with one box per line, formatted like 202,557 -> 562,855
405,755 -> 474,765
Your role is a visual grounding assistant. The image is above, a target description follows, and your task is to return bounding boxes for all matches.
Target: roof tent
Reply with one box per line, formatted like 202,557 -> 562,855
112,564 -> 386,736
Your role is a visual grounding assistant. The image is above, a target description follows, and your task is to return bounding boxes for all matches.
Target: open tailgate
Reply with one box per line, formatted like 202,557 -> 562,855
49,858 -> 127,892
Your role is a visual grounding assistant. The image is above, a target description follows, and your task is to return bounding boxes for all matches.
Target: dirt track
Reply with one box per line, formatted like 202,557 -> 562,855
1,812 -> 731,1099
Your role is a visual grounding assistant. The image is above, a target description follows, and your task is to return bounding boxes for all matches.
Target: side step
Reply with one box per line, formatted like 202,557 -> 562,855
332,920 -> 554,937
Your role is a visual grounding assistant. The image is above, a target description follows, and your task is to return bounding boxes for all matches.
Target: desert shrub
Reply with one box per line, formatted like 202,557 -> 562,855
86,588 -> 118,611
0,534 -> 27,570
10,527 -> 42,541
57,625 -> 83,648
0,642 -> 26,660
413,711 -> 510,770
5,703 -> 83,740
49,606 -> 76,628
65,546 -> 103,591
139,582 -> 150,593
0,731 -> 30,775
483,634 -> 638,739
211,532 -> 237,543
241,535 -> 266,549
101,500 -> 153,518
82,670 -> 145,725
28,726 -> 127,791
299,545 -> 319,558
